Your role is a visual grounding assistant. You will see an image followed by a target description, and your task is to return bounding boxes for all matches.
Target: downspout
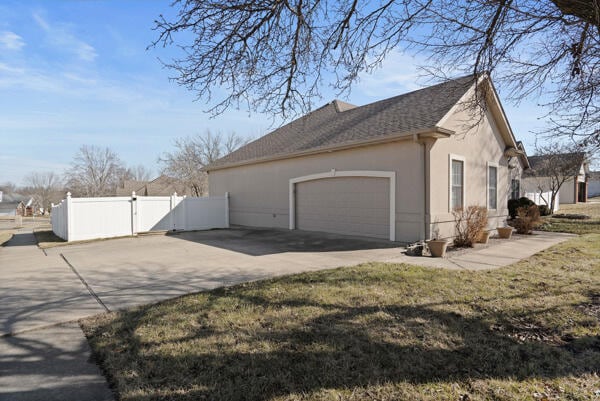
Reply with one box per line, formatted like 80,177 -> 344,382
423,140 -> 430,241
414,133 -> 429,242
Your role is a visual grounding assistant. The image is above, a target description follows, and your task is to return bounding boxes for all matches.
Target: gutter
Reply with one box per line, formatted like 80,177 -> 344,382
205,127 -> 454,172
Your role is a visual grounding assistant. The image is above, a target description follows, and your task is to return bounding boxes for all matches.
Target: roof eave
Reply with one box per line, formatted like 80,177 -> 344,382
205,127 -> 454,172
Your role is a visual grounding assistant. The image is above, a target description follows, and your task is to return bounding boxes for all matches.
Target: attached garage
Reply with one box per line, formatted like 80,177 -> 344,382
290,171 -> 395,240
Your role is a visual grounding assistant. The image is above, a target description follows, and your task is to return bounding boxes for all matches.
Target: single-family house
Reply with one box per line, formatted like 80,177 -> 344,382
205,75 -> 529,243
522,152 -> 589,205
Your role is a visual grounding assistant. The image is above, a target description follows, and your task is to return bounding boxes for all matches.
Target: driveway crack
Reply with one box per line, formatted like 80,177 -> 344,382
60,253 -> 110,313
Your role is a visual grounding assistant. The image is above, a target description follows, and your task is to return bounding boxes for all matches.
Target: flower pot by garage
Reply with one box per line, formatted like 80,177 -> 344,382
497,227 -> 513,239
427,239 -> 448,258
477,230 -> 491,244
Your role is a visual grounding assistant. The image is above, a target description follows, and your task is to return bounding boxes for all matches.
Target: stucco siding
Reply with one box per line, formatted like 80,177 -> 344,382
589,179 -> 600,197
209,141 -> 425,243
428,106 -> 510,238
559,179 -> 576,204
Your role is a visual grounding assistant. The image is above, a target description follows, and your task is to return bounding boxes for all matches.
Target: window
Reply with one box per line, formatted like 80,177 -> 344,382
451,159 -> 464,210
488,165 -> 498,209
510,179 -> 520,200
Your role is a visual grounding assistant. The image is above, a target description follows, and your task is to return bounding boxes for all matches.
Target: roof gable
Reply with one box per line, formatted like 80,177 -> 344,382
206,75 -> 477,170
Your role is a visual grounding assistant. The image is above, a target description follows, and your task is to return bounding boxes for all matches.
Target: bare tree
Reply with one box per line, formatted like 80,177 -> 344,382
0,182 -> 17,195
151,1 -> 600,147
64,145 -> 126,197
127,164 -> 152,181
22,172 -> 63,213
159,131 -> 250,196
526,143 -> 588,212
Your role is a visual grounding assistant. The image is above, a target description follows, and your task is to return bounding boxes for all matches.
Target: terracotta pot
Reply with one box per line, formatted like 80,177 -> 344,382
477,230 -> 491,244
427,239 -> 448,258
497,227 -> 513,239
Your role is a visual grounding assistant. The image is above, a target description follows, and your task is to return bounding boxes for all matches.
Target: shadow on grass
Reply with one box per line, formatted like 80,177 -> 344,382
85,287 -> 600,401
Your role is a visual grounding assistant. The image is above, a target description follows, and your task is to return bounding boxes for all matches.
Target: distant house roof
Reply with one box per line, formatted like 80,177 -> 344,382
0,192 -> 28,203
523,152 -> 586,178
116,175 -> 192,196
589,171 -> 600,180
0,202 -> 20,213
206,75 -> 479,171
116,180 -> 149,196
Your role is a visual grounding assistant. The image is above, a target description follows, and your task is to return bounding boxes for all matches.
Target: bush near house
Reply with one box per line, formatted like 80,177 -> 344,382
512,205 -> 543,234
452,206 -> 487,247
508,197 -> 535,219
538,204 -> 551,216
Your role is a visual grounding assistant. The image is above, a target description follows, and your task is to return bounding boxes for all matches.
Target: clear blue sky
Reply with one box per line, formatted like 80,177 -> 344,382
0,1 -> 548,186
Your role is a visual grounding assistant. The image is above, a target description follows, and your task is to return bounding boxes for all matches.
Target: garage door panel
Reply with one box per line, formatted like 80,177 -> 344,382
296,176 -> 390,239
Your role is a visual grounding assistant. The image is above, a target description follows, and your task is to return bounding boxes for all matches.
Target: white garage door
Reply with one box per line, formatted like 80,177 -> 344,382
295,176 -> 390,239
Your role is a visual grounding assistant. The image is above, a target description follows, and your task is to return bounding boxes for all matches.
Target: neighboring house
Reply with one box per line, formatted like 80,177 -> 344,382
589,171 -> 600,198
522,152 -> 589,205
205,75 -> 529,243
0,193 -> 29,216
116,175 -> 192,196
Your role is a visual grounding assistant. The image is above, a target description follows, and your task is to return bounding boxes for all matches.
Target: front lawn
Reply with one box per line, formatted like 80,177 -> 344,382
540,201 -> 600,235
82,233 -> 600,401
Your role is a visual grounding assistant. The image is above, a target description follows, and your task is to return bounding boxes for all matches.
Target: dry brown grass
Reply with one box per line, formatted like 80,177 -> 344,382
540,201 -> 600,235
0,230 -> 14,246
82,232 -> 600,401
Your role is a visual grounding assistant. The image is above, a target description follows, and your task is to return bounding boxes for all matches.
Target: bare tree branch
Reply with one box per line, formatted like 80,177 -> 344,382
151,0 -> 600,147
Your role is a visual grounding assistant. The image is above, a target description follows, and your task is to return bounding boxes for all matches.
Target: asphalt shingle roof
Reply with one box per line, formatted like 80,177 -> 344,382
206,75 -> 477,170
523,152 -> 586,177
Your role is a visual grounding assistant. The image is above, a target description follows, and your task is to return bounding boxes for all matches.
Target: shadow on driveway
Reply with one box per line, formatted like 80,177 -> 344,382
165,227 -> 401,256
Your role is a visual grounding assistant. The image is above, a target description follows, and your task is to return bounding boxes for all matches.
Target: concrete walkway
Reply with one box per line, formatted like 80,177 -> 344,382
0,227 -> 113,401
0,226 -> 575,401
393,231 -> 577,270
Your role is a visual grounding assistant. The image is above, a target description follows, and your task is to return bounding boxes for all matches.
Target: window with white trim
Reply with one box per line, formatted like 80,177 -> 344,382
510,179 -> 520,200
488,164 -> 498,209
450,159 -> 464,210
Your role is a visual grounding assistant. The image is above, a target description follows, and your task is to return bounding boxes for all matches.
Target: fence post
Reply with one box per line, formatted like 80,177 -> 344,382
225,192 -> 230,228
182,195 -> 187,231
66,192 -> 72,242
170,192 -> 177,231
131,191 -> 137,235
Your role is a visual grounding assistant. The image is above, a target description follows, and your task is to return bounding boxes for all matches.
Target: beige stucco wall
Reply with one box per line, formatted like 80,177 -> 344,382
559,179 -> 576,204
208,141 -> 426,243
428,107 -> 511,239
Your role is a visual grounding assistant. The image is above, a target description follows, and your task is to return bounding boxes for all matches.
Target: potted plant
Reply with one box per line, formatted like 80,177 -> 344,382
426,238 -> 448,257
477,230 -> 491,244
497,226 -> 513,239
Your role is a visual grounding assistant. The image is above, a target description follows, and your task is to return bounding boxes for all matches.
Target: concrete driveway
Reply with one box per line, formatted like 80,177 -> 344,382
44,228 -> 403,312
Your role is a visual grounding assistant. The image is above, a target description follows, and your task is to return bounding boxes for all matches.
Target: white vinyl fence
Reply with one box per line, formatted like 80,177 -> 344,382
51,192 -> 229,242
524,191 -> 559,212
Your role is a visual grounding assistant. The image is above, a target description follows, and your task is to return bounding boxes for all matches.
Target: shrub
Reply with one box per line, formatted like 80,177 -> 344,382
508,197 -> 534,219
518,197 -> 535,207
513,205 -> 542,234
507,199 -> 520,219
452,206 -> 488,247
538,204 -> 551,216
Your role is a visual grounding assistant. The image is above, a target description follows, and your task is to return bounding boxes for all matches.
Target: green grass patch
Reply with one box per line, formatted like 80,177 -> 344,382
82,234 -> 600,401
